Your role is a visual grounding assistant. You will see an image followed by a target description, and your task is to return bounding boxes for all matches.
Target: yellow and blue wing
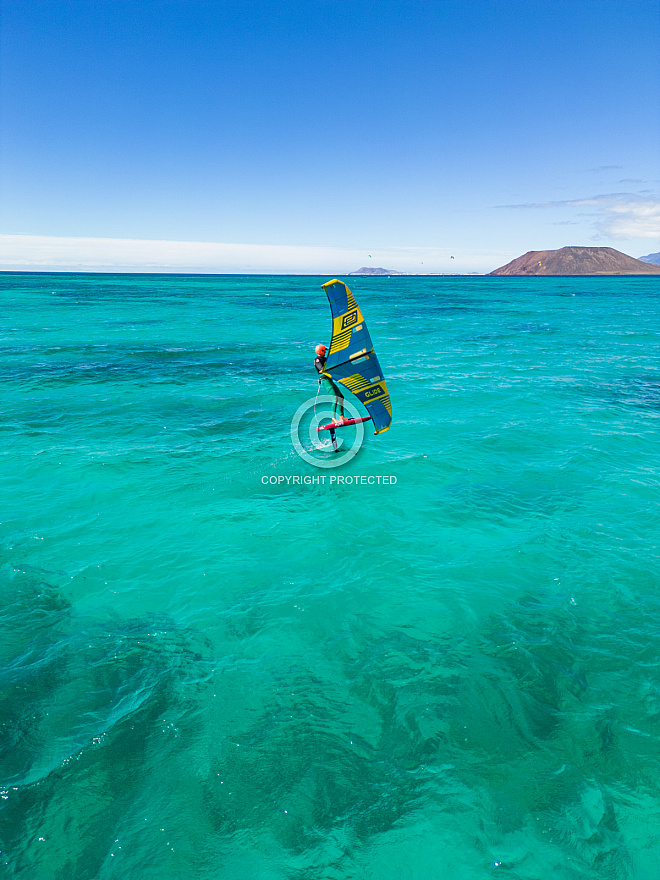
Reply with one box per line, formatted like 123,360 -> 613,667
321,279 -> 392,434
323,279 -> 375,365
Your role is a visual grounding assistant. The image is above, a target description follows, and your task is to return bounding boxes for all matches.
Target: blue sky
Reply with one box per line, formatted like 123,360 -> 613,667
1,0 -> 658,273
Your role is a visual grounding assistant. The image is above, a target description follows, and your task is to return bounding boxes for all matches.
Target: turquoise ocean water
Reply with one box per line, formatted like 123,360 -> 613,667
2,271 -> 660,879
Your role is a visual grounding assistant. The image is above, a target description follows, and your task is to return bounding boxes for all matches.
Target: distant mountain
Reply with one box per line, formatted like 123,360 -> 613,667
639,252 -> 660,265
348,267 -> 404,276
490,246 -> 660,276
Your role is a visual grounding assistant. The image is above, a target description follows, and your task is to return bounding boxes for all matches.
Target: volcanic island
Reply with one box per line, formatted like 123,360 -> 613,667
491,246 -> 660,276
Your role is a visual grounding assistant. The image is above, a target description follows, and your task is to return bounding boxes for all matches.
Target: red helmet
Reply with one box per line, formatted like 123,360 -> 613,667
315,344 -> 327,356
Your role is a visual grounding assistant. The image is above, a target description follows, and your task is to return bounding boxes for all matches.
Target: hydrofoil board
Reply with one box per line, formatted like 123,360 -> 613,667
317,416 -> 372,432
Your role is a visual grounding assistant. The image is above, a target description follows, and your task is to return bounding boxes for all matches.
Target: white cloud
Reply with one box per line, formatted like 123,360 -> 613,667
497,193 -> 660,243
0,233 -> 502,274
564,194 -> 660,240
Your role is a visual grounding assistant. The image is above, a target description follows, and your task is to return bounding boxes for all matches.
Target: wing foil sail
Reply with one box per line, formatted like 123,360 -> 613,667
321,279 -> 392,434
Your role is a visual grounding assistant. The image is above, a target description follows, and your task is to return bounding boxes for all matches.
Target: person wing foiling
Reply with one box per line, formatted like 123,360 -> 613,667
314,280 -> 392,434
314,343 -> 346,424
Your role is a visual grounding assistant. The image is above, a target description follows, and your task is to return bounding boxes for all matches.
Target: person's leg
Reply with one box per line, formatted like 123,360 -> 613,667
320,376 -> 346,424
319,375 -> 333,398
331,384 -> 345,423
335,389 -> 345,420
